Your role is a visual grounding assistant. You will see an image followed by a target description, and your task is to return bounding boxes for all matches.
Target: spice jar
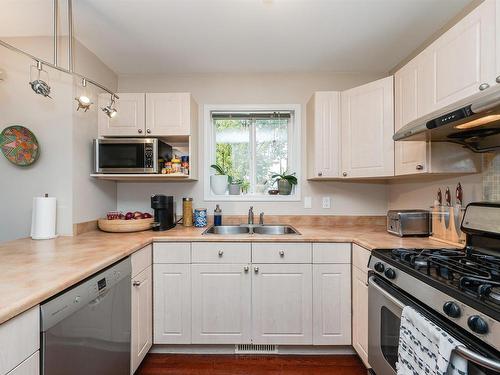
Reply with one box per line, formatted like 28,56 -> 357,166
182,197 -> 193,227
164,162 -> 172,174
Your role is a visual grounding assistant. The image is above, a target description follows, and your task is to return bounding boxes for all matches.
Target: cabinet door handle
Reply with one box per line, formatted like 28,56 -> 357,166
416,164 -> 424,170
133,281 -> 141,287
279,250 -> 285,257
479,83 -> 490,91
342,172 -> 347,177
218,250 -> 224,256
254,267 -> 259,273
138,129 -> 143,134
318,172 -> 323,177
146,128 -> 151,134
244,266 -> 249,272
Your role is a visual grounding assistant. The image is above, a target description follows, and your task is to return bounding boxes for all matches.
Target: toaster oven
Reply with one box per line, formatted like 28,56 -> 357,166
387,209 -> 431,237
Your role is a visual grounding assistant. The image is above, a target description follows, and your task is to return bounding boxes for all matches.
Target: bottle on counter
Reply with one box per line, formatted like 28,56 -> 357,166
182,197 -> 193,227
214,204 -> 222,226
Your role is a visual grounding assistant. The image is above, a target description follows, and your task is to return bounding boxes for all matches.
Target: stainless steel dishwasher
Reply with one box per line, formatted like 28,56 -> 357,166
41,257 -> 131,375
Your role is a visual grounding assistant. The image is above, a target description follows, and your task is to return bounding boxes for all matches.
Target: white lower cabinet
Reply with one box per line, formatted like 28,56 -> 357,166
191,264 -> 252,344
131,266 -> 152,374
153,264 -> 191,344
252,264 -> 313,344
312,264 -> 351,345
352,244 -> 371,368
0,306 -> 39,375
6,352 -> 39,375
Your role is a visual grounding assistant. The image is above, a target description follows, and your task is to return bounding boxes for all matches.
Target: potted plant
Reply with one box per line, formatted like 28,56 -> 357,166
272,171 -> 298,195
210,164 -> 230,195
228,178 -> 242,195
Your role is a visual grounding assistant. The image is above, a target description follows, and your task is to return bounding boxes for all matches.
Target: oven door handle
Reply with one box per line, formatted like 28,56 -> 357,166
454,346 -> 500,372
368,276 -> 406,309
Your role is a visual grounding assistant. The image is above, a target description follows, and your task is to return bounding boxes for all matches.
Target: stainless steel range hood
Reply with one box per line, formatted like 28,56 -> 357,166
393,85 -> 500,152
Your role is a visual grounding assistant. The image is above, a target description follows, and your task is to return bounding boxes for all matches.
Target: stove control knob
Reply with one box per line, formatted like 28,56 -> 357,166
443,301 -> 461,318
374,262 -> 385,273
384,268 -> 396,280
468,315 -> 488,334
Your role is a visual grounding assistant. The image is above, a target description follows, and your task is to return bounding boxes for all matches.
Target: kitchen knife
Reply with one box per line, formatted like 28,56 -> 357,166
444,187 -> 451,228
455,182 -> 463,235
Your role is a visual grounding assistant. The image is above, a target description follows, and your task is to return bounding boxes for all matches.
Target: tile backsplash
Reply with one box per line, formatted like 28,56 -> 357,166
483,152 -> 500,201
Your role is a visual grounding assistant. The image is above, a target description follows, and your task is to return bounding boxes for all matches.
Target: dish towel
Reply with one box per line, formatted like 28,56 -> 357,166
397,305 -> 468,375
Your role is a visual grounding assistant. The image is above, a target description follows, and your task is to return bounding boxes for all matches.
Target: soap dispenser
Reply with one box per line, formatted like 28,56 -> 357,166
214,204 -> 222,226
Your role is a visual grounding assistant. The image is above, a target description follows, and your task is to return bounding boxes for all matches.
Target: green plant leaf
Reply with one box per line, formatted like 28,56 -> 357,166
210,164 -> 225,175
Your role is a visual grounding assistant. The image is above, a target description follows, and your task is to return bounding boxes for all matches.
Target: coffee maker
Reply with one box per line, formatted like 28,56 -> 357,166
151,195 -> 176,231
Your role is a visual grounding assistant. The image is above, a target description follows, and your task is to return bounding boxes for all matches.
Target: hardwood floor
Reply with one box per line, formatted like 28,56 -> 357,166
136,354 -> 368,375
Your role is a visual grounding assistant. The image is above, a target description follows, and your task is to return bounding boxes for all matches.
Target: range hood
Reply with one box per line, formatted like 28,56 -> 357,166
393,85 -> 500,152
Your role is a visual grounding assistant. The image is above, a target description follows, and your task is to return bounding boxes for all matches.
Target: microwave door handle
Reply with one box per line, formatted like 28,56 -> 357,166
368,276 -> 406,309
454,346 -> 500,372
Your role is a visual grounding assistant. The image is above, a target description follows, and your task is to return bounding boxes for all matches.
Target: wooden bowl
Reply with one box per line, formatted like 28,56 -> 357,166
98,218 -> 154,233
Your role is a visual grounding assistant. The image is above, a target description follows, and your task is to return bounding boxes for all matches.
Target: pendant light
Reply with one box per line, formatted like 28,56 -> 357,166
101,93 -> 117,118
29,60 -> 51,98
75,78 -> 93,112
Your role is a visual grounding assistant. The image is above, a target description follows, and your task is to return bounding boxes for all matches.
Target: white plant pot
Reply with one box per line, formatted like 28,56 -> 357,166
210,175 -> 228,195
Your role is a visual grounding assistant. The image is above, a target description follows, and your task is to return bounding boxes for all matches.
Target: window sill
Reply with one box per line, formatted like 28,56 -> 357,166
204,193 -> 301,202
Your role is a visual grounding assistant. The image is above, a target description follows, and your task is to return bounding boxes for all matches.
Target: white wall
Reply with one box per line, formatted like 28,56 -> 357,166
0,37 -> 118,241
0,46 -> 73,240
387,173 -> 483,210
117,72 -> 389,216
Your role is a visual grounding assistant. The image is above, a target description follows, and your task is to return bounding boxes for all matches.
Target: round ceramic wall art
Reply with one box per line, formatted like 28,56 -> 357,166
0,125 -> 40,166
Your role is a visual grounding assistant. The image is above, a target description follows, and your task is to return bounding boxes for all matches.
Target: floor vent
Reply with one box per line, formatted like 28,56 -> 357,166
235,344 -> 278,354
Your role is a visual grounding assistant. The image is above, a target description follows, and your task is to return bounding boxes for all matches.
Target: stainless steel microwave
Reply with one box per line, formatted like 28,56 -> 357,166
93,138 -> 163,174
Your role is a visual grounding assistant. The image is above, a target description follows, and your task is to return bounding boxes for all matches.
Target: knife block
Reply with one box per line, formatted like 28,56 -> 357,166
430,206 -> 465,246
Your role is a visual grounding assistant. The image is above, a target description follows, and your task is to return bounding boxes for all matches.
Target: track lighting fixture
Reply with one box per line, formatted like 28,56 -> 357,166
29,60 -> 51,98
101,94 -> 117,118
75,78 -> 93,112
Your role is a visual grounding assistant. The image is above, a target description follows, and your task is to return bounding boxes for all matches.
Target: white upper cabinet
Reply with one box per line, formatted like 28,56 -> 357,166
146,93 -> 197,136
496,0 -> 500,83
394,58 -> 429,175
430,0 -> 496,110
306,92 -> 341,179
98,93 -> 146,137
98,93 -> 197,137
341,76 -> 394,178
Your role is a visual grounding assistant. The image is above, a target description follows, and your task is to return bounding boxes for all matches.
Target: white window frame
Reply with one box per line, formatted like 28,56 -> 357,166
204,104 -> 301,202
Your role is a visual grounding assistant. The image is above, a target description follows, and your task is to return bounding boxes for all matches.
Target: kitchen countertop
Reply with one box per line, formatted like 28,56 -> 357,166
0,224 -> 459,325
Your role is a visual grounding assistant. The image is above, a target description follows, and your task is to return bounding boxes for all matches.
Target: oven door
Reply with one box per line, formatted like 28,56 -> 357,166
94,139 -> 157,173
368,275 -> 500,375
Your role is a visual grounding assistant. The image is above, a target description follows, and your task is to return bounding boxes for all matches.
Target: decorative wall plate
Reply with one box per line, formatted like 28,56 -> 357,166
0,125 -> 40,166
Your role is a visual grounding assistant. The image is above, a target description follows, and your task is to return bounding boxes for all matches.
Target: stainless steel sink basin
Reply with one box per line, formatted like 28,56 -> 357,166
202,224 -> 300,235
203,225 -> 250,235
253,225 -> 300,235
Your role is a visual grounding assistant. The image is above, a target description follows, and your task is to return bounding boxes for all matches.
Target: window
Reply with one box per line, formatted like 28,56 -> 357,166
204,105 -> 301,201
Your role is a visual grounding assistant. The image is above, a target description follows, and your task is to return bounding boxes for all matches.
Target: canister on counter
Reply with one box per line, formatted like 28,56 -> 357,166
182,197 -> 193,227
194,208 -> 208,227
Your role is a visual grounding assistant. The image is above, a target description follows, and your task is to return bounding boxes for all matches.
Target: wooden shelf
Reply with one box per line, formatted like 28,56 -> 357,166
90,174 -> 197,182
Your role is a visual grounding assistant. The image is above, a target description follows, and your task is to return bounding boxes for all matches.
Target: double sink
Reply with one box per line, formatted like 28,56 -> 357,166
203,224 -> 300,235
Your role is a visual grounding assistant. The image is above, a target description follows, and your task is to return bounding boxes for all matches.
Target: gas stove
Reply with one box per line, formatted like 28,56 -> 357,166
369,202 -> 500,354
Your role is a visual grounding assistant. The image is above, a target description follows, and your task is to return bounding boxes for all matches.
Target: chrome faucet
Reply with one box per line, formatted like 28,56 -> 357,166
259,212 -> 265,225
248,206 -> 254,225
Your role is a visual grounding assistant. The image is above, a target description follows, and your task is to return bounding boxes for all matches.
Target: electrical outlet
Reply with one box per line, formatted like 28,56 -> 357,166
322,196 -> 331,209
304,196 -> 312,209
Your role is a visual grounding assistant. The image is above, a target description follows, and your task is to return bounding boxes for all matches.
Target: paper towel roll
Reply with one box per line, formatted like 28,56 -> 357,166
31,195 -> 57,240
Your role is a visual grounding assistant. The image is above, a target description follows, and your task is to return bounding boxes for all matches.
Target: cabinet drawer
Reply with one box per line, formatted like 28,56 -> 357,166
313,243 -> 351,264
192,242 -> 251,263
153,242 -> 191,263
0,306 -> 39,375
352,244 -> 371,272
252,243 -> 311,263
6,352 -> 39,375
132,244 -> 152,277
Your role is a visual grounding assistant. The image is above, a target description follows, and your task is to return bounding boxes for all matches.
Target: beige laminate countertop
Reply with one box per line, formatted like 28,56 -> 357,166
0,224 -> 458,325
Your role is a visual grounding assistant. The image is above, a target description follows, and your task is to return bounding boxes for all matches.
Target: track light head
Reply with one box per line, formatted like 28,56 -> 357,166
29,61 -> 51,98
101,94 -> 117,118
75,78 -> 93,111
